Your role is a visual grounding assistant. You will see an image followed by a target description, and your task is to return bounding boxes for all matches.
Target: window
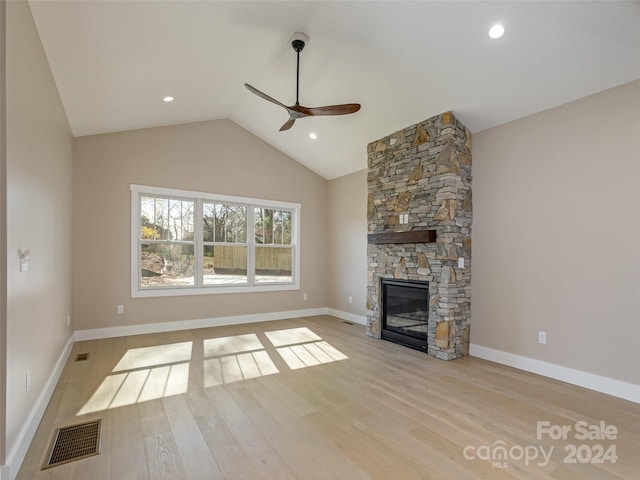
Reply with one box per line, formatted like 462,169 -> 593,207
131,185 -> 300,297
254,207 -> 293,284
202,202 -> 248,286
140,196 -> 195,287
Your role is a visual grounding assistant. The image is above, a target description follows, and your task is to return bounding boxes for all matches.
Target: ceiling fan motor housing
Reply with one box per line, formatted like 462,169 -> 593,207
289,32 -> 309,52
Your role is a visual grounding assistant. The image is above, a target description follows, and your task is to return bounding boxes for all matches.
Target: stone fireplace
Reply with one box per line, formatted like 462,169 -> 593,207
366,111 -> 472,360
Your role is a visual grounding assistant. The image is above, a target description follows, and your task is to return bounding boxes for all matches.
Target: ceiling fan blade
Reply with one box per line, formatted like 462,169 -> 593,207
244,83 -> 287,109
302,103 -> 361,117
279,117 -> 296,131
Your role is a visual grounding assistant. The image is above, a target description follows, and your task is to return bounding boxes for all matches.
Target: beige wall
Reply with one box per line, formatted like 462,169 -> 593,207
327,169 -> 367,318
0,0 -> 7,471
5,0 -> 74,468
73,119 -> 328,331
472,80 -> 640,385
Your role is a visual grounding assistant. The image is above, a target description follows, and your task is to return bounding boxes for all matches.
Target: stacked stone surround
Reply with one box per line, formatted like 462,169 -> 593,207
366,111 -> 472,360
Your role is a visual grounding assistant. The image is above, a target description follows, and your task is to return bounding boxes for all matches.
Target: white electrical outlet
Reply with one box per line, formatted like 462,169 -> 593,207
458,257 -> 465,268
117,304 -> 124,314
303,293 -> 308,301
26,371 -> 31,393
538,331 -> 547,345
348,296 -> 353,304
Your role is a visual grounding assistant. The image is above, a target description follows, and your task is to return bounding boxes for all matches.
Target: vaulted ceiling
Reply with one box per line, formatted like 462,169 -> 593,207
29,1 -> 640,179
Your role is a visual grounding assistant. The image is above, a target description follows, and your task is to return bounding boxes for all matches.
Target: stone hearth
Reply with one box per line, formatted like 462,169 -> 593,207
366,111 -> 472,360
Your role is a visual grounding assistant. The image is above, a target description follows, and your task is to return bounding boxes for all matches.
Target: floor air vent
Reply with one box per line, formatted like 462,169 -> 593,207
43,419 -> 102,469
75,353 -> 89,362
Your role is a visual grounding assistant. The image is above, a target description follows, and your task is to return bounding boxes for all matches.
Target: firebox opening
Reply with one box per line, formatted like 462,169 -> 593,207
381,278 -> 429,352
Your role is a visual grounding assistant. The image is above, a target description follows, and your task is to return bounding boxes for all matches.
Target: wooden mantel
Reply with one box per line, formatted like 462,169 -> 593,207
367,230 -> 437,244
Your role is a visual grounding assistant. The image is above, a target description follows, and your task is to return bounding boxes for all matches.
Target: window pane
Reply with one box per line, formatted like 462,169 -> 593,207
168,199 -> 194,241
141,196 -> 158,239
255,246 -> 292,283
273,210 -> 283,245
203,245 -> 248,285
214,204 -> 225,242
141,196 -> 194,241
141,243 -> 195,287
226,205 -> 247,243
203,202 -> 215,242
282,210 -> 292,245
203,203 -> 247,244
255,208 -> 292,245
255,208 -> 275,244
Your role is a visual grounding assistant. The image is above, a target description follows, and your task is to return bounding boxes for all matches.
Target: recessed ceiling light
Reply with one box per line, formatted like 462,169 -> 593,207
163,96 -> 174,102
488,24 -> 505,39
309,132 -> 317,140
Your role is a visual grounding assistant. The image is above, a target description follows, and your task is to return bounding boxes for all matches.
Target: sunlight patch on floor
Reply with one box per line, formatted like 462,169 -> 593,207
113,341 -> 193,372
78,342 -> 192,415
265,327 -> 322,347
78,328 -> 348,415
204,350 -> 279,387
78,362 -> 190,415
276,340 -> 348,370
204,333 -> 263,357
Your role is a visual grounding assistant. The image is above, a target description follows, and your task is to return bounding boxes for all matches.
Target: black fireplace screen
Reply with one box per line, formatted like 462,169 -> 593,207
381,279 -> 429,351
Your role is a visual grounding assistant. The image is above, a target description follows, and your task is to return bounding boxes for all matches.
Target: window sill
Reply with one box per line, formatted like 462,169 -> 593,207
131,282 -> 300,298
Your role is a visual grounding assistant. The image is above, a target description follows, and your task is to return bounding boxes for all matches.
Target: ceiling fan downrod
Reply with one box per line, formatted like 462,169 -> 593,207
292,39 -> 305,106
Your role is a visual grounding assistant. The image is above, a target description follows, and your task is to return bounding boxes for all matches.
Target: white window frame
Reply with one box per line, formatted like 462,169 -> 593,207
131,184 -> 301,298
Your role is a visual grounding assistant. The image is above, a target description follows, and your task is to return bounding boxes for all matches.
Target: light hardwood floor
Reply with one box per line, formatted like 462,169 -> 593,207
17,315 -> 640,479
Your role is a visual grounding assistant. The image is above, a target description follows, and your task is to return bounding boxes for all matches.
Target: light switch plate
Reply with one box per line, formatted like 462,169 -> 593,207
458,257 -> 465,268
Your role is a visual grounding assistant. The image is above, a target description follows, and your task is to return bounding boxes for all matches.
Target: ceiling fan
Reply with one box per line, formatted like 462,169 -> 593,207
245,33 -> 361,132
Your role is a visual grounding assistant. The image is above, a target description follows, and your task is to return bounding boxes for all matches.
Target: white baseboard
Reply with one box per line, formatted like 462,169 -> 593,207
326,308 -> 367,326
5,335 -> 74,480
74,308 -> 330,341
470,343 -> 640,404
